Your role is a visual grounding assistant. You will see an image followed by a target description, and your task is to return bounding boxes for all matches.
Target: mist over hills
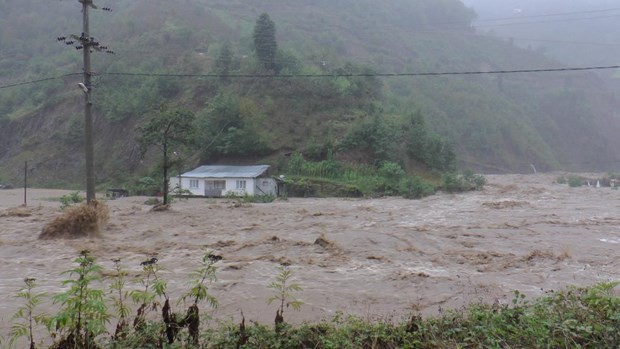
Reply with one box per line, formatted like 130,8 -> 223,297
461,0 -> 620,68
1,0 -> 619,187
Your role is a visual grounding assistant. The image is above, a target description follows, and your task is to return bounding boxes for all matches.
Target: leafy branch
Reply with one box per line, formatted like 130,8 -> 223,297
48,250 -> 109,348
267,265 -> 303,330
10,278 -> 47,349
108,258 -> 131,339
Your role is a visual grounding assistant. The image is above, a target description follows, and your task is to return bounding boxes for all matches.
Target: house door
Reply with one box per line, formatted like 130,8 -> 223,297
204,180 -> 226,197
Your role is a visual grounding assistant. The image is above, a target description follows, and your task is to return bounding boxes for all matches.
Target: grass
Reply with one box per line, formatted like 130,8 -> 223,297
204,284 -> 620,349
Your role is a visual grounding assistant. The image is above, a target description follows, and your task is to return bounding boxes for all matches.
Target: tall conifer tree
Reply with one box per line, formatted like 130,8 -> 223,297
253,13 -> 277,72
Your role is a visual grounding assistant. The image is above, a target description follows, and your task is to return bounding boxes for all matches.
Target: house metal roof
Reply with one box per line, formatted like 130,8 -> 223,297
181,165 -> 270,179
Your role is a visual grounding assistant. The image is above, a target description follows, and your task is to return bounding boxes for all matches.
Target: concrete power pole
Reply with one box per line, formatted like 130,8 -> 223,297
58,1 -> 113,204
81,0 -> 96,204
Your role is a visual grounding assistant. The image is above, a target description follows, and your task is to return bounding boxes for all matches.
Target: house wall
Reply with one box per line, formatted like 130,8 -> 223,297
170,177 -> 203,196
255,177 -> 278,196
171,177 -> 261,196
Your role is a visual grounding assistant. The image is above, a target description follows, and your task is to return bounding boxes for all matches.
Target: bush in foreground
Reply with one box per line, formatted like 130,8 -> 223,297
203,284 -> 620,349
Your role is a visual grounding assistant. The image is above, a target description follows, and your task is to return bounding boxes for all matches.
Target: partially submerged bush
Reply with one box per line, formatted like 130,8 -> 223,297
143,197 -> 161,206
399,175 -> 436,199
243,194 -> 276,203
556,175 -> 568,184
150,203 -> 170,212
39,200 -> 109,239
441,171 -> 486,193
59,191 -> 84,209
1,207 -> 33,217
285,177 -> 363,198
568,175 -> 584,187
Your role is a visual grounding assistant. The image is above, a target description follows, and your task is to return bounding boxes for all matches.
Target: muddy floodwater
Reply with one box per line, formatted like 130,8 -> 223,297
1,173 -> 619,336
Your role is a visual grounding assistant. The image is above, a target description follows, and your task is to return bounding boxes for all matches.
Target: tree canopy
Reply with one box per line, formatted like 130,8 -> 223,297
137,106 -> 196,205
253,13 -> 278,72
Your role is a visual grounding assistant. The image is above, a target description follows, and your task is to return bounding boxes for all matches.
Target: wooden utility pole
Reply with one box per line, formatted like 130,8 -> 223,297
23,160 -> 27,206
80,0 -> 96,204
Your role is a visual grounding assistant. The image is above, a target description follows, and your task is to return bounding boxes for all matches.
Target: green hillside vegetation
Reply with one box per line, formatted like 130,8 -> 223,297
1,0 -> 619,190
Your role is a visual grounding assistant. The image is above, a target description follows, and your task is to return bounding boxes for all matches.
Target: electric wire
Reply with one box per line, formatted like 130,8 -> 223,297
0,73 -> 82,89
470,13 -> 620,28
100,65 -> 620,78
2,65 -> 619,90
470,7 -> 620,23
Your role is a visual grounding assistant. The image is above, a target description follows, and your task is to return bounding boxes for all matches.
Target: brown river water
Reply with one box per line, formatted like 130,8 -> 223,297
1,173 -> 619,340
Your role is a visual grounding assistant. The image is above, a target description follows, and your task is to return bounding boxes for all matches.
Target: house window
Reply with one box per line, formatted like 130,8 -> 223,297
236,180 -> 246,190
189,179 -> 199,189
205,180 -> 226,189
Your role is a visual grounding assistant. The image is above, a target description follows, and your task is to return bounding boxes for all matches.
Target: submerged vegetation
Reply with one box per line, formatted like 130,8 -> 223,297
5,251 -> 620,348
38,200 -> 109,240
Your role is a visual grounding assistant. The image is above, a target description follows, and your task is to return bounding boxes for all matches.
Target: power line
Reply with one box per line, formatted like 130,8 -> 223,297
470,7 -> 620,24
103,65 -> 620,78
394,30 -> 620,47
471,13 -> 620,28
351,13 -> 620,33
0,73 -> 81,89
1,65 -> 619,90
476,35 -> 620,47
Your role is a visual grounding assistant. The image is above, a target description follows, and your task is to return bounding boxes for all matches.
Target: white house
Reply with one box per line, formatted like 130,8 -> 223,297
171,165 -> 278,197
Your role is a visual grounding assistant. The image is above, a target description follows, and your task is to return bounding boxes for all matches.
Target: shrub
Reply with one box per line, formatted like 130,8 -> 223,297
48,250 -> 109,348
378,161 -> 405,180
39,200 -> 109,239
286,152 -> 305,176
441,171 -> 486,193
9,278 -> 47,349
303,142 -> 332,161
201,283 -> 620,348
132,176 -> 160,196
243,194 -> 276,203
399,176 -> 436,199
285,177 -> 315,197
59,191 -> 85,209
378,161 -> 406,195
568,175 -> 584,187
462,169 -> 486,190
285,177 -> 363,198
339,115 -> 398,163
267,266 -> 303,331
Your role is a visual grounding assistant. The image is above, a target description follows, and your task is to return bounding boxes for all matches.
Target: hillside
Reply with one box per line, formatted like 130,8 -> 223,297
1,0 -> 620,188
461,0 -> 620,97
461,0 -> 620,67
